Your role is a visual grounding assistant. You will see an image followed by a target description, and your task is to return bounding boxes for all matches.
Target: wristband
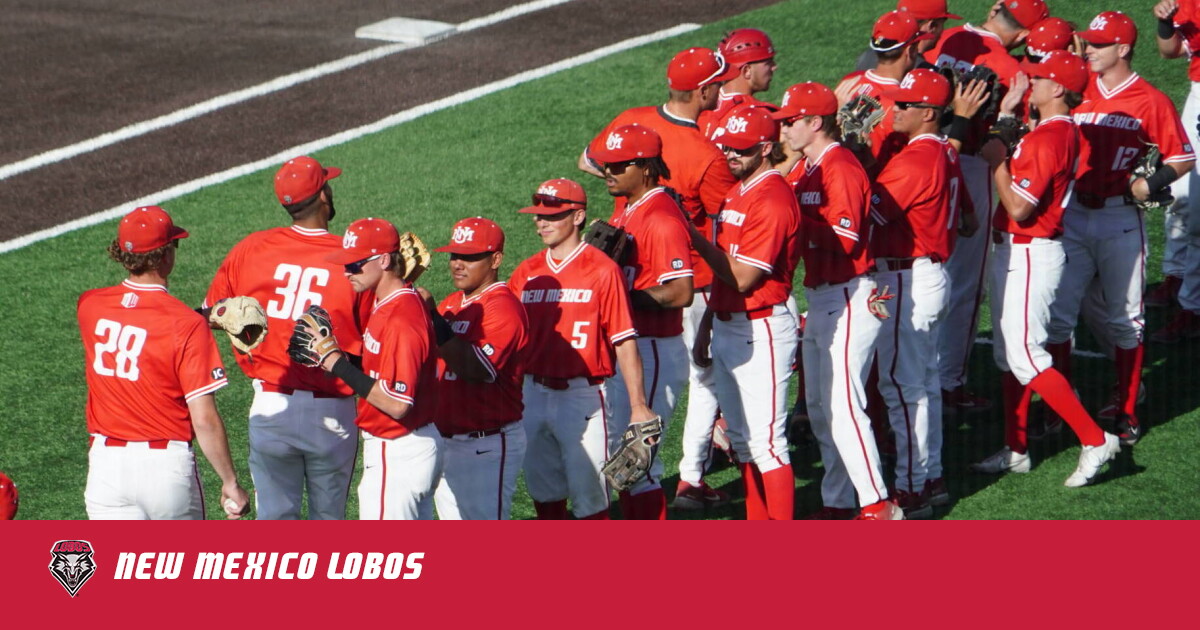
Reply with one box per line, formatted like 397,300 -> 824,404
1146,165 -> 1177,193
330,355 -> 376,399
431,311 -> 455,346
946,115 -> 971,143
1159,18 -> 1177,40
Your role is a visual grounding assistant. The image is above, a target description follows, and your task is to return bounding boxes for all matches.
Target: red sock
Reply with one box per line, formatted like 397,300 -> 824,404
634,488 -> 667,520
579,508 -> 610,520
761,466 -> 795,520
1114,345 -> 1144,421
617,491 -> 635,520
1001,371 -> 1032,454
739,463 -> 769,520
1047,341 -> 1072,381
534,500 -> 568,520
1029,369 -> 1105,447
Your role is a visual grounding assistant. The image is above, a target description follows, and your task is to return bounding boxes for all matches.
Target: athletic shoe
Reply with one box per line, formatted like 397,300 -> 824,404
1064,433 -> 1120,488
894,488 -> 933,520
1150,309 -> 1200,344
1114,414 -> 1141,447
803,506 -> 856,520
970,447 -> 1032,474
1027,404 -> 1064,441
924,477 -> 950,507
671,480 -> 730,510
855,498 -> 905,520
942,387 -> 992,412
1145,275 -> 1181,308
1098,381 -> 1146,421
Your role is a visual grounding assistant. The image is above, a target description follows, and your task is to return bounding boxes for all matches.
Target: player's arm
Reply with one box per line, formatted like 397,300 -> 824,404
188,395 -> 250,519
981,138 -> 1036,222
318,350 -> 414,420
631,277 -> 694,310
1155,1 -> 1185,58
631,214 -> 695,309
686,222 -> 765,292
1130,159 -> 1193,200
613,338 -> 657,425
578,147 -> 605,178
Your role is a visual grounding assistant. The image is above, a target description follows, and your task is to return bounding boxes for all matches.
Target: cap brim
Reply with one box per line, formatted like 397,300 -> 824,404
170,226 -> 189,242
433,244 -> 495,254
587,146 -> 626,164
323,166 -> 342,182
325,248 -> 374,265
943,12 -> 963,20
1075,30 -> 1114,45
518,204 -> 583,215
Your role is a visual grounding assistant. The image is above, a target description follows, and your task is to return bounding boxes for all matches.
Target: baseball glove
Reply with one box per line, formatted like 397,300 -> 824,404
987,115 -> 1028,153
398,231 -> 432,283
1131,144 -> 1175,212
584,219 -> 629,264
287,304 -> 339,368
837,94 -> 884,145
209,296 -> 268,354
602,416 -> 663,493
867,284 -> 895,320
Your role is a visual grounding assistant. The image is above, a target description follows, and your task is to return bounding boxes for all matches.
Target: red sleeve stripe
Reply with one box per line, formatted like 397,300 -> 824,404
832,226 -> 860,242
185,379 -> 228,403
656,270 -> 695,284
610,329 -> 638,344
733,253 -> 774,272
472,345 -> 498,383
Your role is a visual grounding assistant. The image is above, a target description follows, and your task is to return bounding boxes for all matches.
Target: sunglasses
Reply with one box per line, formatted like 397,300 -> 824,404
533,208 -> 577,222
344,254 -> 382,275
603,160 -> 641,176
895,101 -> 938,111
449,251 -> 494,263
531,193 -> 579,208
717,143 -> 762,157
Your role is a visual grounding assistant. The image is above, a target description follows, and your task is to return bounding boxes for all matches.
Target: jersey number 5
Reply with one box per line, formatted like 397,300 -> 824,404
267,264 -> 330,320
570,321 -> 590,349
93,319 -> 147,381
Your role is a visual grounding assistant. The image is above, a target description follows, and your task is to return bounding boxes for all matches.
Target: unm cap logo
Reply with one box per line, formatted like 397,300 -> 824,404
1089,15 -> 1108,31
539,185 -> 558,196
725,116 -> 749,134
49,540 -> 96,597
900,73 -> 916,89
605,132 -> 624,151
342,230 -> 359,249
452,226 -> 475,244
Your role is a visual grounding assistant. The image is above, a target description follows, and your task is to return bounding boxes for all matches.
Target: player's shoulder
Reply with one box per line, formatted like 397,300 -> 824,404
578,243 -> 625,276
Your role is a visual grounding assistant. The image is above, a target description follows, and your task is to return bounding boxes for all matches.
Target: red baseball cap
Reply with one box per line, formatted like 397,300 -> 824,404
667,47 -> 738,91
719,29 -> 776,68
717,105 -> 779,150
872,11 -> 937,53
0,472 -> 18,520
1026,17 -> 1075,58
1000,0 -> 1049,29
588,124 -> 663,164
117,206 -> 189,253
772,82 -> 838,120
884,68 -> 951,106
897,0 -> 962,21
1077,11 -> 1138,47
274,156 -> 342,206
434,217 -> 505,254
519,178 -> 588,214
327,217 -> 399,264
1020,49 -> 1089,94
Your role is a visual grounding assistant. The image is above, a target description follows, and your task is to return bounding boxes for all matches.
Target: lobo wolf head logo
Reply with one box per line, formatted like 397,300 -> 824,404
49,540 -> 96,597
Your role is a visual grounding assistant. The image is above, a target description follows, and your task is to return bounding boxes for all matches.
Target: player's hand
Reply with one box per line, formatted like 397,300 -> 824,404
1154,0 -> 1180,21
415,286 -> 438,312
221,484 -> 251,520
834,76 -> 861,108
999,72 -> 1028,116
1130,177 -> 1152,202
629,404 -> 660,443
980,137 -> 1008,169
952,79 -> 990,119
692,310 -> 714,368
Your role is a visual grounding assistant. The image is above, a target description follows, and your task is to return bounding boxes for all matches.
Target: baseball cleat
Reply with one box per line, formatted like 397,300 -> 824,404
942,387 -> 992,412
855,498 -> 905,520
1097,381 -> 1146,421
970,447 -> 1032,474
894,488 -> 933,520
1114,414 -> 1141,447
1027,405 -> 1064,441
803,506 -> 856,520
924,477 -> 950,507
1149,309 -> 1200,344
1064,433 -> 1120,488
671,480 -> 730,510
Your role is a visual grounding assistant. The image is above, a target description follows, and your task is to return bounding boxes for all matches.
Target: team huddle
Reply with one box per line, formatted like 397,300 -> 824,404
72,0 -> 1200,521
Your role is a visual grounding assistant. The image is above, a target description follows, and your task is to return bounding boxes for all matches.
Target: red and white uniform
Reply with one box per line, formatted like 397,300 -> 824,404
787,143 -> 889,509
433,282 -> 529,520
839,70 -> 908,169
1165,2 -> 1200,326
605,186 -> 694,497
356,286 -> 444,520
710,168 -> 801,475
205,225 -> 371,520
79,280 -> 228,519
869,133 -> 961,493
510,243 -> 636,517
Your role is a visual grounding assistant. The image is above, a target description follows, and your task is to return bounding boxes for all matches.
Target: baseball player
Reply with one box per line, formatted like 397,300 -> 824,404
925,0 -> 1049,412
688,106 -> 801,520
301,217 -> 444,520
698,28 -> 778,140
427,217 -> 529,520
974,51 -> 1122,486
1047,11 -> 1195,448
580,46 -> 737,506
0,472 -> 19,519
869,69 -> 966,517
509,179 -> 657,520
204,156 -> 370,520
1150,0 -> 1200,342
775,83 -> 895,520
589,124 -> 696,518
853,0 -> 961,72
78,206 -> 250,519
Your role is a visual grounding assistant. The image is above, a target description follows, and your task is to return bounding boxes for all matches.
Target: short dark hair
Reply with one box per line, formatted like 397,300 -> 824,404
106,240 -> 172,275
282,184 -> 327,220
1065,90 -> 1083,109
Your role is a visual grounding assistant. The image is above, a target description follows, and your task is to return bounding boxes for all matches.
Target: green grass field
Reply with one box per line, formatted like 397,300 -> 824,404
3,0 -> 1197,519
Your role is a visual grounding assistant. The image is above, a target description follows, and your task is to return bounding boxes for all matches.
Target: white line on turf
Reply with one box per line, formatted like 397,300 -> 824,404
0,23 -> 700,255
0,0 -> 576,184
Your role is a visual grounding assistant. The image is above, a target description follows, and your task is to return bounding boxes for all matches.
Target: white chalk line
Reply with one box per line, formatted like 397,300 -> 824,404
0,23 -> 701,255
0,0 -> 576,183
973,336 -> 1107,359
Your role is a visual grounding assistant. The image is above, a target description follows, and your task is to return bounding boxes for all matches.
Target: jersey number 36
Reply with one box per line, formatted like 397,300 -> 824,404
267,264 -> 330,320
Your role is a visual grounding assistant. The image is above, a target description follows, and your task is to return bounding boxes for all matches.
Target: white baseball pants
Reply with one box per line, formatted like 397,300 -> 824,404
677,289 -> 721,485
606,334 -> 687,496
938,153 -> 992,391
85,436 -> 204,520
521,376 -> 612,518
434,422 -> 526,520
357,423 -> 444,520
991,235 -> 1064,385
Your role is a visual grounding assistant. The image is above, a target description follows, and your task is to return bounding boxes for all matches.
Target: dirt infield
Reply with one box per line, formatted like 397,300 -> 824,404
0,0 -> 780,242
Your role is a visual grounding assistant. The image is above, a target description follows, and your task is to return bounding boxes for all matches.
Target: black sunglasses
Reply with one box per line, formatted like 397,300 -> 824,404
717,143 -> 762,157
344,254 -> 383,275
603,159 -> 641,176
895,101 -> 938,111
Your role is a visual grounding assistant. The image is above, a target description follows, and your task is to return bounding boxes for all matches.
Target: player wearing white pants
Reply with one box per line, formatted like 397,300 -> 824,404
358,425 -> 445,520
522,377 -> 613,519
607,335 -> 687,498
677,289 -> 721,486
434,423 -> 526,520
86,437 -> 205,520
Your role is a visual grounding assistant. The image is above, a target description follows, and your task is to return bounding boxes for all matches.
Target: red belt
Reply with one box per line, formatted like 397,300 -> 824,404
89,436 -> 172,449
879,259 -> 915,271
532,375 -> 605,390
440,427 -> 505,439
714,305 -> 775,321
260,382 -> 348,399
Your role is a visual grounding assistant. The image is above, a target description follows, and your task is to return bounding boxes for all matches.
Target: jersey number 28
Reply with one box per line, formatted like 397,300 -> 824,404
93,319 -> 147,381
267,264 -> 330,320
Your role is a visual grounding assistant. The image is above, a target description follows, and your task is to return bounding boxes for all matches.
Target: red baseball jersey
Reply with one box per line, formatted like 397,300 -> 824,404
1172,1 -> 1200,82
840,70 -> 908,169
994,115 -> 1079,238
710,169 -> 802,312
591,106 -> 737,288
869,134 -> 965,261
926,24 -> 1023,153
434,282 -> 529,434
786,143 -> 875,287
509,243 -> 637,379
700,91 -> 771,141
1074,73 -> 1196,199
608,186 -> 695,337
205,226 -> 373,396
79,280 -> 228,442
357,287 -> 437,439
